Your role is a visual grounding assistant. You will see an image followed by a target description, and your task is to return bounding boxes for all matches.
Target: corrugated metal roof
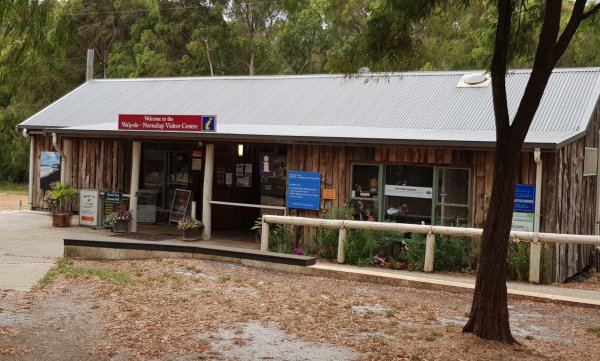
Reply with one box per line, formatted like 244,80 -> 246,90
18,68 -> 600,149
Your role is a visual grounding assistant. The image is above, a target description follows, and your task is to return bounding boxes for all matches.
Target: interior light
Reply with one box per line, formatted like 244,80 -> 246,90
237,144 -> 244,157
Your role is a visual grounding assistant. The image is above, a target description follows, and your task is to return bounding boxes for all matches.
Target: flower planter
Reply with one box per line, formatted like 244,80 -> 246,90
182,227 -> 201,241
52,213 -> 71,227
112,219 -> 129,233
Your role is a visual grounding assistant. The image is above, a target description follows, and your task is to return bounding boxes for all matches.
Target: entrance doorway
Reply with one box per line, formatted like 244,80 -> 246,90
211,144 -> 287,232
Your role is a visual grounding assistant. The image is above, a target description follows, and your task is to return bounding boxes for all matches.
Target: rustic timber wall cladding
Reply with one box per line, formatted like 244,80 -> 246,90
32,136 -> 131,209
286,143 -> 593,283
542,101 -> 600,283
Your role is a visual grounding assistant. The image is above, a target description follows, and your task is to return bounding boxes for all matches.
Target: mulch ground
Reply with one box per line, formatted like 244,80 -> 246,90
1,258 -> 599,360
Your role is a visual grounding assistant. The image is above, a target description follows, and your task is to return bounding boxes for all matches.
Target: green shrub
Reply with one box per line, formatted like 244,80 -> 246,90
314,207 -> 355,259
405,234 -> 427,270
507,241 -> 529,281
434,235 -> 478,272
344,230 -> 377,265
268,224 -> 294,254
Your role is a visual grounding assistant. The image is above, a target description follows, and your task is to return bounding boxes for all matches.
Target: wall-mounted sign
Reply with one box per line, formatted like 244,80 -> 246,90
191,158 -> 202,171
79,189 -> 99,227
259,152 -> 274,176
323,189 -> 336,200
169,189 -> 192,223
511,212 -> 534,232
287,171 -> 321,210
40,151 -> 61,190
584,147 -> 597,176
384,185 -> 433,199
118,114 -> 216,132
514,184 -> 535,212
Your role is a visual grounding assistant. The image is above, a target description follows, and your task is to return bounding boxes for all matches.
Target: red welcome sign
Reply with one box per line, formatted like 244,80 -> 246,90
118,114 -> 215,132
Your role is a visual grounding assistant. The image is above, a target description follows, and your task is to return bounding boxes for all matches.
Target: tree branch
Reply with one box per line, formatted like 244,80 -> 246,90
583,3 -> 600,20
554,0 -> 587,65
490,0 -> 512,137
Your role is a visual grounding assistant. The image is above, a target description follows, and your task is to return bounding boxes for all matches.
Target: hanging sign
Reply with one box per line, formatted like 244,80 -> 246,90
384,185 -> 433,199
79,190 -> 99,227
287,171 -> 321,210
118,114 -> 216,132
514,184 -> 535,212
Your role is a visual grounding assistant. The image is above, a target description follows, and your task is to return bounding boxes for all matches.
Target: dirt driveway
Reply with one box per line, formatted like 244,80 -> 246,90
0,193 -> 27,212
1,258 -> 599,361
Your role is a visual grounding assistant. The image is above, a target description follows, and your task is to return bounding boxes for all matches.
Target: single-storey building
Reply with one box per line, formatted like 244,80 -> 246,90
17,68 -> 600,283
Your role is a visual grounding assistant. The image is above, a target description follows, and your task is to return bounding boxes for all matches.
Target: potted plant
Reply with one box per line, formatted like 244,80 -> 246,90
106,206 -> 132,233
177,217 -> 204,241
44,182 -> 77,227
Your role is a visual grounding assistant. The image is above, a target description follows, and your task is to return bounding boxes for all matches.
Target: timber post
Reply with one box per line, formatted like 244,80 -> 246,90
202,143 -> 214,240
129,141 -> 141,233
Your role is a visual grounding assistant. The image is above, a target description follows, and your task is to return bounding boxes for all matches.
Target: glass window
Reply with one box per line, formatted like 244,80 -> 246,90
436,168 -> 470,226
350,164 -> 380,220
384,165 -> 434,224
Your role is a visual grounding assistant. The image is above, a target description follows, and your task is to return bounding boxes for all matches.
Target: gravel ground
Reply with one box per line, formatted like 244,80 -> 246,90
1,258 -> 599,361
0,193 -> 27,212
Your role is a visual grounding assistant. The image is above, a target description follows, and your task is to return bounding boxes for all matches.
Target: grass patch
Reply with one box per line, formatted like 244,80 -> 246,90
0,182 -> 28,193
37,258 -> 131,288
586,326 -> 600,338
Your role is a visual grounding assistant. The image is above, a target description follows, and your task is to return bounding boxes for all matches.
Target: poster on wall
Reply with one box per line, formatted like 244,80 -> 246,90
287,171 -> 321,210
79,190 -> 99,227
40,152 -> 61,190
169,189 -> 192,223
511,212 -> 534,232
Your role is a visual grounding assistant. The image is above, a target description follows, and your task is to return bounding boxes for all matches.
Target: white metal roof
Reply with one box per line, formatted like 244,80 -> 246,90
18,68 -> 600,149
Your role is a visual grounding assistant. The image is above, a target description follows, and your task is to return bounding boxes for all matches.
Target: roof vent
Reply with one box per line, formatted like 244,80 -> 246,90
457,72 -> 490,88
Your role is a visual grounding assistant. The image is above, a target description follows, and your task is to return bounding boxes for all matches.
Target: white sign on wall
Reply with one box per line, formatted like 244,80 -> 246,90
511,212 -> 534,232
384,185 -> 433,199
79,189 -> 99,227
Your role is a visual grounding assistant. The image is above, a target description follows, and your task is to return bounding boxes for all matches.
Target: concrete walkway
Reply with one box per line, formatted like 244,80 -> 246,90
1,211 -> 599,309
0,211 -> 114,291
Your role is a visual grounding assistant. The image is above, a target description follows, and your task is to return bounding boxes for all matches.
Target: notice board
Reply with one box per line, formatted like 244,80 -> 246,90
287,171 -> 321,210
169,189 -> 192,223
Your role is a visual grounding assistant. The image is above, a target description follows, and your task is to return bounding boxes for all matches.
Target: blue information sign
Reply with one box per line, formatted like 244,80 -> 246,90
514,184 -> 535,212
201,116 -> 216,131
287,171 -> 321,210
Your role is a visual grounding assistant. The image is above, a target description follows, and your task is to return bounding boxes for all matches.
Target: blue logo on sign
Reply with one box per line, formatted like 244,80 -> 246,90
202,116 -> 216,131
514,184 -> 535,212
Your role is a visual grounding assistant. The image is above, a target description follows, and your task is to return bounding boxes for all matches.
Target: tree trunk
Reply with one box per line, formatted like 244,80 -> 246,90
463,139 -> 519,344
249,52 -> 255,76
203,39 -> 214,77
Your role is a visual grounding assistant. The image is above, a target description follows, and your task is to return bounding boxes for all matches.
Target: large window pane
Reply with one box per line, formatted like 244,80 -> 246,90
436,167 -> 470,226
350,164 -> 380,220
384,165 -> 433,224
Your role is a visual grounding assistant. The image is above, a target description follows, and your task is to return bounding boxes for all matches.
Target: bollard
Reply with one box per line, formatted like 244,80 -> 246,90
337,227 -> 347,263
424,233 -> 435,272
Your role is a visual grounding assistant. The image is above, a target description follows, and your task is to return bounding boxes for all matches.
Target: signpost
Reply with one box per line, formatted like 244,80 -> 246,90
287,171 -> 321,210
511,184 -> 535,232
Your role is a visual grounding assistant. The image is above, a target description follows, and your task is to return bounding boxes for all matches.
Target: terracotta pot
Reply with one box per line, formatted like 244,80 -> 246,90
52,213 -> 71,227
112,219 -> 129,233
182,227 -> 201,241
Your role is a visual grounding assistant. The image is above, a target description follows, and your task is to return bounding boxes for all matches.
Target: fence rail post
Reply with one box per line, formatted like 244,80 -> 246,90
260,221 -> 270,252
424,233 -> 435,272
337,227 -> 347,264
529,239 -> 541,284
